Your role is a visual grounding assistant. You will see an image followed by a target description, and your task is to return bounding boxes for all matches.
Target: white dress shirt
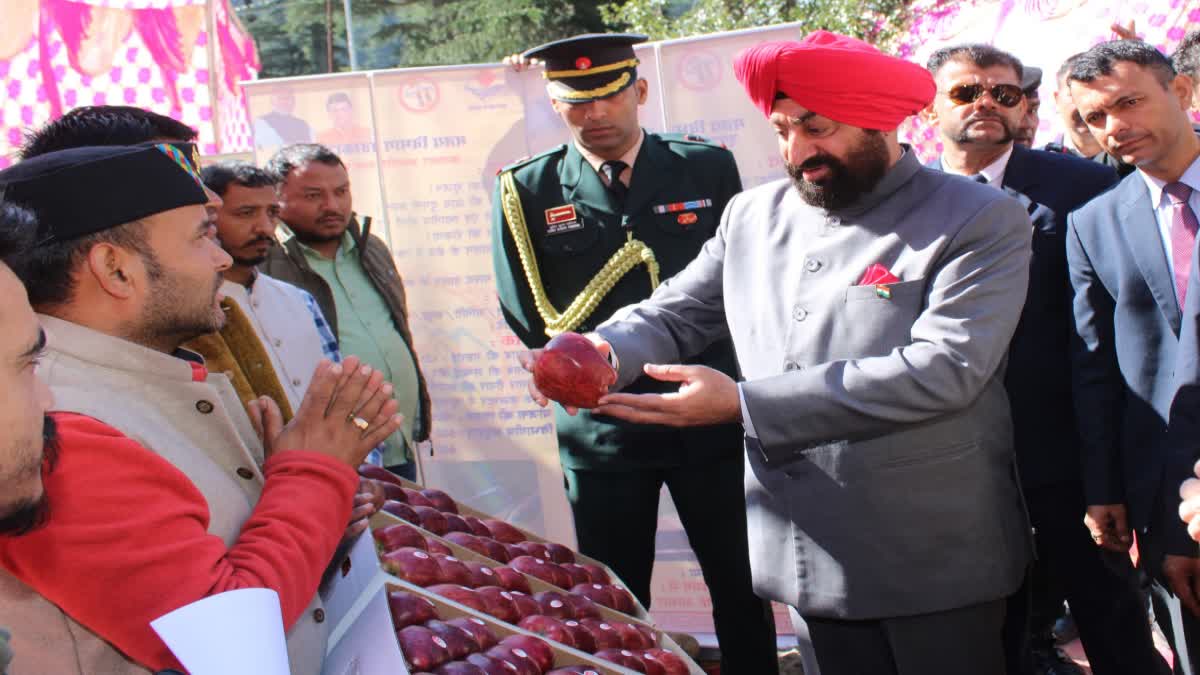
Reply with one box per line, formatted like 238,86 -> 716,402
941,144 -> 1013,188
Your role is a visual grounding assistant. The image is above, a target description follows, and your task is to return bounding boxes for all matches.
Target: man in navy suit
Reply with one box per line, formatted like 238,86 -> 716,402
923,44 -> 1162,675
1067,39 -> 1200,674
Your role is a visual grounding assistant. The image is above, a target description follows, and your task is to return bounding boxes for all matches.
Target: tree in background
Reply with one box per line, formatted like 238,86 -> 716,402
601,0 -> 911,46
235,0 -> 606,74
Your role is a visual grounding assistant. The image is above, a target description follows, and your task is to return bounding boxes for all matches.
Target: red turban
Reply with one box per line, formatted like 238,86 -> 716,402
734,31 -> 935,131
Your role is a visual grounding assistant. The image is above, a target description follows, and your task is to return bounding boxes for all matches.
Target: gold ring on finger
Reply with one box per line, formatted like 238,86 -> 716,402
349,415 -> 370,432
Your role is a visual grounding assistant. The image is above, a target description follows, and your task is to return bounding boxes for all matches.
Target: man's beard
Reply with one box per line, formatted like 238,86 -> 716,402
291,212 -> 349,244
787,130 -> 891,211
953,112 -> 1017,145
228,235 -> 274,268
134,250 -> 226,347
0,415 -> 59,536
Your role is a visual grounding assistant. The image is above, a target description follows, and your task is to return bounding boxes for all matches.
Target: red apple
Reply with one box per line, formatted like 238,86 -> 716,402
491,566 -> 533,594
511,556 -> 564,587
374,523 -> 429,552
380,482 -> 409,502
421,488 -> 459,513
593,648 -> 645,672
475,585 -> 520,624
641,649 -> 688,675
578,619 -> 623,650
434,554 -> 475,586
426,538 -> 453,556
483,645 -> 540,675
612,622 -> 652,650
547,669 -> 603,675
433,662 -> 487,675
514,541 -> 552,561
633,624 -> 657,648
464,560 -> 499,588
507,590 -> 542,620
544,543 -> 576,564
464,653 -> 513,675
532,591 -> 575,620
382,500 -> 420,523
610,586 -> 636,614
502,543 -> 527,562
531,331 -> 617,408
414,505 -> 450,535
425,619 -> 479,660
579,564 -> 610,584
427,584 -> 489,613
629,652 -> 666,675
500,634 -> 555,673
561,620 -> 597,653
483,519 -> 526,544
400,487 -> 435,508
518,615 -> 575,648
397,625 -> 452,671
558,564 -> 591,587
464,515 -> 493,537
562,593 -> 602,620
447,616 -> 499,650
387,590 -> 438,629
444,513 -> 473,534
359,464 -> 404,485
478,537 -> 512,563
570,584 -> 615,609
382,547 -> 441,586
443,532 -> 490,558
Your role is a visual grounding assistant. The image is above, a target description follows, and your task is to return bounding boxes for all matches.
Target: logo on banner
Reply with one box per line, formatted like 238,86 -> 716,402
399,77 -> 440,113
466,70 -> 506,100
677,50 -> 723,91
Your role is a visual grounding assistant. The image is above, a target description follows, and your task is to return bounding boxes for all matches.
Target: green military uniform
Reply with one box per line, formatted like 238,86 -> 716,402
490,33 -> 777,674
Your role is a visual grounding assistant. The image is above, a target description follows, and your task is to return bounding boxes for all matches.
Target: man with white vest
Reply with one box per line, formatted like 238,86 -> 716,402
0,142 -> 402,675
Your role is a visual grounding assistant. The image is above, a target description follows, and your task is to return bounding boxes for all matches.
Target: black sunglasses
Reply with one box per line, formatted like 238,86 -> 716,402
945,83 -> 1025,108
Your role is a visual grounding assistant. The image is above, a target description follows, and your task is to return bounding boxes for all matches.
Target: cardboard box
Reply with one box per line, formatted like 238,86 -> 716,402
369,512 -> 704,675
391,478 -> 652,621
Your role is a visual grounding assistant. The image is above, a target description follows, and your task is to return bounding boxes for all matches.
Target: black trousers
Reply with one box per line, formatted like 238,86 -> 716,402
806,598 -> 1007,675
1003,481 -> 1168,675
1141,515 -> 1200,675
563,455 -> 778,674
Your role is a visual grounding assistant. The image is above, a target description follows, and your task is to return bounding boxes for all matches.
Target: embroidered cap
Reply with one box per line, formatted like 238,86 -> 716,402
0,142 -> 209,244
524,33 -> 648,103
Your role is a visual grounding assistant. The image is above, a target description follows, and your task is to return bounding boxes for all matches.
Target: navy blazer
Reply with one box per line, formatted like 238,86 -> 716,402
1068,169 -> 1197,556
935,145 -> 1118,490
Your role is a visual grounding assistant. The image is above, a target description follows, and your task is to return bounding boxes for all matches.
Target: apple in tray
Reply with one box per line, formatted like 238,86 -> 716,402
532,331 -> 617,409
421,487 -> 459,513
382,547 -> 441,586
396,625 -> 452,671
358,464 -> 404,486
425,619 -> 479,661
387,590 -> 438,629
374,523 -> 428,552
446,616 -> 499,651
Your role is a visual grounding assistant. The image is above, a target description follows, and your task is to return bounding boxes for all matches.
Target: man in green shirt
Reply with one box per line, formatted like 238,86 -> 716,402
262,144 -> 431,479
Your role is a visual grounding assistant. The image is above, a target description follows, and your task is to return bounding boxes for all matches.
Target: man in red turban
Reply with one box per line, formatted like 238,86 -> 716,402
520,30 -> 1037,675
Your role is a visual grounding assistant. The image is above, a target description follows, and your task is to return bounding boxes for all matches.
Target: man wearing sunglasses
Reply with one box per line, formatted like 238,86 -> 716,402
923,45 -> 1156,675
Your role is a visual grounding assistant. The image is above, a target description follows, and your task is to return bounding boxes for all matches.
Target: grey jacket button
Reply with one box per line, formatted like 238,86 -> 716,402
196,400 -> 214,414
805,259 -> 822,272
236,467 -> 254,480
792,307 -> 808,321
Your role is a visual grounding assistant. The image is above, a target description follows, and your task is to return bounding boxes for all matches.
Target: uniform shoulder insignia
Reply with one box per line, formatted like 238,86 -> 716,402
501,144 -> 567,173
658,132 -> 727,150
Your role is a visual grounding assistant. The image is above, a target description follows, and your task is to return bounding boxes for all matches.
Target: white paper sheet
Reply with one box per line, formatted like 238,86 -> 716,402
151,587 -> 291,675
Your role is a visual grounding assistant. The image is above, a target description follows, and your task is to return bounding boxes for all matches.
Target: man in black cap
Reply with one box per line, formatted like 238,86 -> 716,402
491,34 -> 777,672
1015,65 -> 1044,147
0,143 -> 399,675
